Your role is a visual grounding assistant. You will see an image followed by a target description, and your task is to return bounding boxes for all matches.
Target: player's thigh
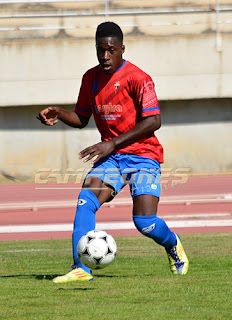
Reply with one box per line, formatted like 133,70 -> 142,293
83,176 -> 114,205
133,194 -> 159,216
83,154 -> 124,203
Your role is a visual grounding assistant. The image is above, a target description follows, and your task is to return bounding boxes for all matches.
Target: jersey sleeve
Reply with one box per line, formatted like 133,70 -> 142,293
75,73 -> 92,118
133,75 -> 160,117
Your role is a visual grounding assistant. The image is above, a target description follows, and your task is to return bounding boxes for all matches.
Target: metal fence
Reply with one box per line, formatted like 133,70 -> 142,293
1,0 -> 232,51
1,0 -> 232,18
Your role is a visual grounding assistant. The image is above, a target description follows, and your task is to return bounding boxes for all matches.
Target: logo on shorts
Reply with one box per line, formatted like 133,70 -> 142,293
142,223 -> 156,234
78,199 -> 87,206
151,184 -> 157,190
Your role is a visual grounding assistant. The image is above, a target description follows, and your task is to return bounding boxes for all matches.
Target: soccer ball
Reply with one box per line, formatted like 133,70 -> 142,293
77,230 -> 117,269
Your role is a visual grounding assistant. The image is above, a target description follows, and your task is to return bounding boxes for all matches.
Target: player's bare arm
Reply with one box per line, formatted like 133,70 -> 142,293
112,114 -> 161,148
37,106 -> 89,128
79,114 -> 161,163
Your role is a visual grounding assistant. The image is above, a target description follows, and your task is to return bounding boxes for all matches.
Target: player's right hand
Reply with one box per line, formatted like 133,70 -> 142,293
79,140 -> 116,164
37,107 -> 60,126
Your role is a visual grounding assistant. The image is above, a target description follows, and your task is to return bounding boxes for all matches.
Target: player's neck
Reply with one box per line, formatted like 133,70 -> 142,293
115,59 -> 125,72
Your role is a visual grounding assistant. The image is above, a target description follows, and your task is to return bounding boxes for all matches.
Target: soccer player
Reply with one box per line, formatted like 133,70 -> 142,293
37,22 -> 189,282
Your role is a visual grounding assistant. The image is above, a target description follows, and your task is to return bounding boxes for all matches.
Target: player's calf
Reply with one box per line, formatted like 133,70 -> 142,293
133,214 -> 177,249
133,215 -> 189,275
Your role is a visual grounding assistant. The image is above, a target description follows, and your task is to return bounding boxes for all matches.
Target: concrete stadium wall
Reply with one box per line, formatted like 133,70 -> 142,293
1,1 -> 232,178
0,98 -> 231,181
1,33 -> 232,106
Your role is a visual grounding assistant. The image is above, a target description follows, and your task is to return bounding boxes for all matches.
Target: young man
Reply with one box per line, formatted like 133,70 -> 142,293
37,22 -> 189,282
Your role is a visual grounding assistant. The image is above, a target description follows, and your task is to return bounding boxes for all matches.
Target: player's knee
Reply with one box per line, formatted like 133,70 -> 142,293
133,214 -> 157,237
74,190 -> 101,229
77,189 -> 101,211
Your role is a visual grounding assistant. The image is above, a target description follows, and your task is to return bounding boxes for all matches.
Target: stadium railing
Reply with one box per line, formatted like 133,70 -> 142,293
0,0 -> 232,52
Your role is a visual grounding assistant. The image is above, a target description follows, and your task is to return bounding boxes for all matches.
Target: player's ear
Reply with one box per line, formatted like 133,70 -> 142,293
122,44 -> 125,54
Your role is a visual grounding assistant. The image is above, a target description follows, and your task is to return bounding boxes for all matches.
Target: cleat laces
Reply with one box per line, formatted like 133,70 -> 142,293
168,247 -> 184,268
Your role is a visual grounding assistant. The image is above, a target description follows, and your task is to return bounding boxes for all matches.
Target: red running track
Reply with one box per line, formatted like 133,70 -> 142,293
0,175 -> 231,241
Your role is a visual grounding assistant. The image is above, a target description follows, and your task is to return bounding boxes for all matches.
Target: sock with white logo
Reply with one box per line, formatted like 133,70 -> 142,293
72,189 -> 101,274
133,214 -> 177,250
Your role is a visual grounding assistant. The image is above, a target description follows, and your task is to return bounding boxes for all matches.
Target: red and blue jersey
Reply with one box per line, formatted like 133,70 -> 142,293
75,60 -> 163,163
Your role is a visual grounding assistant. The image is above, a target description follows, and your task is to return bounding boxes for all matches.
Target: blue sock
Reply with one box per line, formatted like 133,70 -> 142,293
133,214 -> 177,250
72,189 -> 100,274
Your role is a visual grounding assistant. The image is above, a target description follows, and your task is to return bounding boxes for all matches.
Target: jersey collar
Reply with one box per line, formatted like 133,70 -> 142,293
115,60 -> 127,73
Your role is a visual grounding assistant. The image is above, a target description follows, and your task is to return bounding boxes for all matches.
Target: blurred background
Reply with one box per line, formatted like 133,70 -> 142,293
0,0 -> 231,181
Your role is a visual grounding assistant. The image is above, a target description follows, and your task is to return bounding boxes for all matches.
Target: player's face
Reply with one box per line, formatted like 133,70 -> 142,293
96,37 -> 125,74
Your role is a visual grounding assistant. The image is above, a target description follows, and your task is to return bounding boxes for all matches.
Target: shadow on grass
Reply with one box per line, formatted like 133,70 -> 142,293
36,274 -> 59,280
57,287 -> 95,291
0,274 -> 60,280
0,272 -> 152,280
0,273 -> 121,281
94,274 -> 118,278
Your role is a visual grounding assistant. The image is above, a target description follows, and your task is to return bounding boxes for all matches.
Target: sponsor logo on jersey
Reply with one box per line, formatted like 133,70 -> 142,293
142,223 -> 156,234
140,80 -> 154,95
139,80 -> 159,111
96,103 -> 122,115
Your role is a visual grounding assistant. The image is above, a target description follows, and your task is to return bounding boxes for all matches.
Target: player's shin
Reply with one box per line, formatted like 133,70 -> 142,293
72,189 -> 101,274
133,214 -> 177,250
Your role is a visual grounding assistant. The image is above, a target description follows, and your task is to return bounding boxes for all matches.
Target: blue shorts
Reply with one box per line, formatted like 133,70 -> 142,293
85,154 -> 161,199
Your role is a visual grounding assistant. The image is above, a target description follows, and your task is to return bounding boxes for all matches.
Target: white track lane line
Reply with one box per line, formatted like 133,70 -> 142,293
0,219 -> 232,234
0,193 -> 232,210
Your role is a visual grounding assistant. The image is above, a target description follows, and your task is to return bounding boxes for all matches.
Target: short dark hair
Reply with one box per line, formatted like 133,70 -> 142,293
95,21 -> 123,43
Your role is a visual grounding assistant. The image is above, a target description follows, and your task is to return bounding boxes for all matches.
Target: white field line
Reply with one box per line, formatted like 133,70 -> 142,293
1,248 -> 71,253
0,219 -> 232,234
162,213 -> 231,219
1,248 -> 53,253
0,193 -> 232,210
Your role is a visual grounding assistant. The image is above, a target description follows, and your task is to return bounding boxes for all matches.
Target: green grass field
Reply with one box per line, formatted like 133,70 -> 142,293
0,233 -> 231,320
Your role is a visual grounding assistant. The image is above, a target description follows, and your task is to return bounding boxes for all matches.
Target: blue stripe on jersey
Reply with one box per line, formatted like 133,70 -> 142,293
142,106 -> 160,112
115,60 -> 127,72
76,104 -> 92,113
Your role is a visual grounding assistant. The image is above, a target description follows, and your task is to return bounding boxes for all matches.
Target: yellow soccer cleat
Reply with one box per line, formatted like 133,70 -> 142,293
53,266 -> 93,283
166,233 -> 189,275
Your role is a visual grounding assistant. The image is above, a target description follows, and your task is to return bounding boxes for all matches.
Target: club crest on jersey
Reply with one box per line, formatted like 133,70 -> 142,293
114,81 -> 120,92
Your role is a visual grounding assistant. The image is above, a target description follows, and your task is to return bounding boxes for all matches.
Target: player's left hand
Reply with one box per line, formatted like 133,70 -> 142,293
79,140 -> 116,164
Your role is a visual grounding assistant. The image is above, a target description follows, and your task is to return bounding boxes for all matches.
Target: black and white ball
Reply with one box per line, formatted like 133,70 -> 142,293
77,230 -> 117,269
